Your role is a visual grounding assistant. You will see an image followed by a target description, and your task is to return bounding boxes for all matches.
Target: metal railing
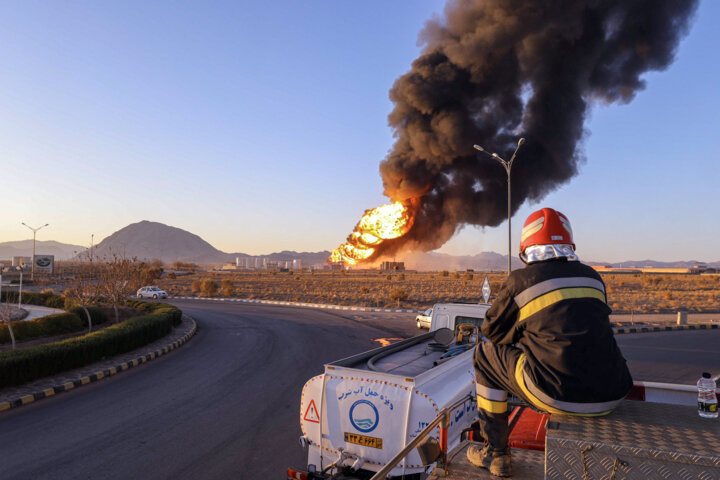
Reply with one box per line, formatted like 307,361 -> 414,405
369,394 -> 474,480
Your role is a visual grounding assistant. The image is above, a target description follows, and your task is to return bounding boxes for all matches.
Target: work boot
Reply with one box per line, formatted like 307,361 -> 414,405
467,443 -> 513,477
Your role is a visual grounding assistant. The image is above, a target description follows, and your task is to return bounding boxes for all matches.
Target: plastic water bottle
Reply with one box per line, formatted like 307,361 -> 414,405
697,372 -> 718,419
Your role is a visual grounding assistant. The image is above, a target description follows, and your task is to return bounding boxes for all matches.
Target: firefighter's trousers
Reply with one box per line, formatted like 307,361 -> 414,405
473,340 -> 624,453
472,341 -> 525,453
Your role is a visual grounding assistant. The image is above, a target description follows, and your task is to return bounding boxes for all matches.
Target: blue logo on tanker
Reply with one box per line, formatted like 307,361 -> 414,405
349,399 -> 379,433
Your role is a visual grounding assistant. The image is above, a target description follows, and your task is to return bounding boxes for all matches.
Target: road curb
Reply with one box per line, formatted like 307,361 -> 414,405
613,323 -> 719,335
168,295 -> 424,314
0,316 -> 198,413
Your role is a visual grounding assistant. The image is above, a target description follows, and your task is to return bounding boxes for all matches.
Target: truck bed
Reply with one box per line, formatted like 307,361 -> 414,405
427,443 -> 545,480
432,400 -> 720,479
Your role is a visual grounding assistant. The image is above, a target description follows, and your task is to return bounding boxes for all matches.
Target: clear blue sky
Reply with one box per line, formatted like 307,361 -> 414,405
1,1 -> 718,263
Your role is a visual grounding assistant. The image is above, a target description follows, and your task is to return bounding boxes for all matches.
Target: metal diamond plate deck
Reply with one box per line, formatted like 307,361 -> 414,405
546,400 -> 720,480
429,441 -> 545,480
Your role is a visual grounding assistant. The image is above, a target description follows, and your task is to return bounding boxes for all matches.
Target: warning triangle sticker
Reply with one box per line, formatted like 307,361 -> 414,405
303,399 -> 320,424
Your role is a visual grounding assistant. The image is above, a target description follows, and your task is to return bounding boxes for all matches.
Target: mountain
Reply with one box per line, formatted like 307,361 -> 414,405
0,240 -> 86,261
90,221 -> 229,264
89,221 -> 333,266
10,220 -> 718,270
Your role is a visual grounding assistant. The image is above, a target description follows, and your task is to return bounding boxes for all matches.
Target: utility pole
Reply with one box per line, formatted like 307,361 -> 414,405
90,233 -> 94,262
473,139 -> 525,276
21,222 -> 49,282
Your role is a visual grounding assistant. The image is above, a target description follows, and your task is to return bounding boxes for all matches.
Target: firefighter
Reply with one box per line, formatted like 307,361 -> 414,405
467,207 -> 633,477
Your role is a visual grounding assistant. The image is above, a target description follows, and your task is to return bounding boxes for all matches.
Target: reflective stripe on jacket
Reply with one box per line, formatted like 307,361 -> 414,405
482,258 -> 633,405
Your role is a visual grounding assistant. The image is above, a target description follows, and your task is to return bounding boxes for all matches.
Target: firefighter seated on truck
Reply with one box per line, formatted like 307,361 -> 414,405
468,207 -> 633,478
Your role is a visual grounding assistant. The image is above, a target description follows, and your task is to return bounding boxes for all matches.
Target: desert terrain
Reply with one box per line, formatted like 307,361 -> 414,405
154,270 -> 720,314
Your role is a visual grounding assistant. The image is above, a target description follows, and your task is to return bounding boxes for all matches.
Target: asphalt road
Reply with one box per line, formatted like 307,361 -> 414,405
0,299 -> 718,479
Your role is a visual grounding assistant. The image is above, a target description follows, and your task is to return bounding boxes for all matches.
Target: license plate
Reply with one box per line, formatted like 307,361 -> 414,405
344,432 -> 383,449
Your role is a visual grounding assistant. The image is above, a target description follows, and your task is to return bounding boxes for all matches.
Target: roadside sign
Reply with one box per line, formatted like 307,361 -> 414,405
481,275 -> 491,303
33,255 -> 54,274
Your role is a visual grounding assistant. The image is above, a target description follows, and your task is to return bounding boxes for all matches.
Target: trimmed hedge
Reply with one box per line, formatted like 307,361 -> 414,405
0,302 -> 182,389
0,291 -> 65,309
68,306 -> 108,327
125,300 -> 182,326
0,306 -> 107,345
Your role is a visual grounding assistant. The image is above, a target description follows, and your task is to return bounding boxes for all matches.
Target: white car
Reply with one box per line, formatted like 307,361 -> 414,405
137,286 -> 168,299
416,308 -> 433,329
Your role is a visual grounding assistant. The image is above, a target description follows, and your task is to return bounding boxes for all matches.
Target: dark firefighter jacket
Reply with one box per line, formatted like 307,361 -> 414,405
482,258 -> 633,404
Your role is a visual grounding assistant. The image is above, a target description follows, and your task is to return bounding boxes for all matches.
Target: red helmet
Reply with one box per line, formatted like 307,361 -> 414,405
519,207 -> 575,254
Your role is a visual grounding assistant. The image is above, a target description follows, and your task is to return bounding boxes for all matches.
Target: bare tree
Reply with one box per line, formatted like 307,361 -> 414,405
63,262 -> 102,332
98,254 -> 143,323
0,301 -> 16,350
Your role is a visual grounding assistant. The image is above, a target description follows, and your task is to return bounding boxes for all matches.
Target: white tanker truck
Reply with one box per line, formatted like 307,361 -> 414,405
288,304 -> 720,480
292,303 -> 489,479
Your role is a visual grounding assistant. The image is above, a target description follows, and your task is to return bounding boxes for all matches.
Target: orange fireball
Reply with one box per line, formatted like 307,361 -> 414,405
330,201 -> 414,265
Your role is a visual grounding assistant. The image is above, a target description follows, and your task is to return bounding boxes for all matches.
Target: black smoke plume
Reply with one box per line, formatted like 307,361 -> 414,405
374,0 -> 698,259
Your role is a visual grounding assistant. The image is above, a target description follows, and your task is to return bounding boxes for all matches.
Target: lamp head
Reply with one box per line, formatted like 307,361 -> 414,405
473,144 -> 485,152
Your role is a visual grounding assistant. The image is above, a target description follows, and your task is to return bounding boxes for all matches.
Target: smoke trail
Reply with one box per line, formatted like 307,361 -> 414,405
374,0 -> 698,258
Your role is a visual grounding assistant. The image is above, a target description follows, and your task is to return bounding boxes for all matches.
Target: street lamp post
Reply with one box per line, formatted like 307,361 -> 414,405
474,138 -> 525,276
21,222 -> 49,282
16,266 -> 23,307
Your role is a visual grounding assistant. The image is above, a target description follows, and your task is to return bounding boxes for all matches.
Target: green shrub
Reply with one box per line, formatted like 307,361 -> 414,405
0,303 -> 182,388
0,306 -> 109,345
125,300 -> 181,325
0,291 -> 65,308
0,313 -> 85,344
68,306 -> 108,326
45,295 -> 66,309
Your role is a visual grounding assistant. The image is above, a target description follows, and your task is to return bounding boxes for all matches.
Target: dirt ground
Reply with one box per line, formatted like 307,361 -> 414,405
155,270 -> 720,314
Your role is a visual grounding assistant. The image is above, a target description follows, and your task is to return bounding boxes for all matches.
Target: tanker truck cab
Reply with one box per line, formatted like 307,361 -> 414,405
292,303 -> 491,479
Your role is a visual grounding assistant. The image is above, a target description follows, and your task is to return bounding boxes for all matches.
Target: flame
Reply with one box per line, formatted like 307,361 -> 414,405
330,201 -> 414,265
